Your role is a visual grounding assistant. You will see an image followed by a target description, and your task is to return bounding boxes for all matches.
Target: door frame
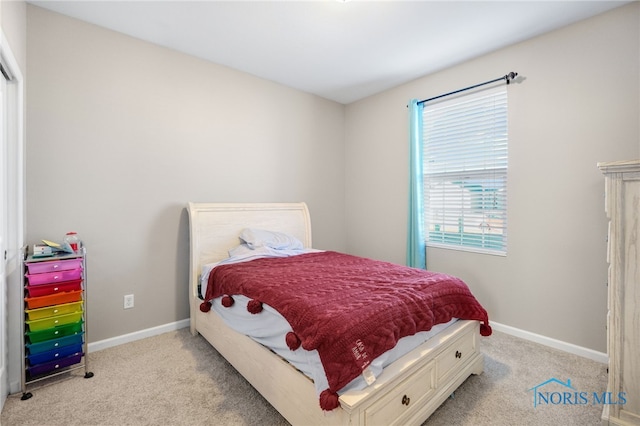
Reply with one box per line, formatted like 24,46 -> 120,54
0,29 -> 25,407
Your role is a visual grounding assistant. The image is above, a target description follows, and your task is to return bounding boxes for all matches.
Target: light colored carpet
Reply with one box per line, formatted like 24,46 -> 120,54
1,327 -> 607,425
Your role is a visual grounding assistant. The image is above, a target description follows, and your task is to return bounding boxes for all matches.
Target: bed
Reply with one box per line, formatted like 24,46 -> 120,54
187,202 -> 489,425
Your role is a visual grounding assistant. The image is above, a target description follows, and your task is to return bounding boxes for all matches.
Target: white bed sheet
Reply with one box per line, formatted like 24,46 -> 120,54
201,246 -> 457,396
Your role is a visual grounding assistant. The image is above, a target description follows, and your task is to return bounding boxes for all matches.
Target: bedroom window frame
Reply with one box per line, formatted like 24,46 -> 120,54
422,86 -> 508,256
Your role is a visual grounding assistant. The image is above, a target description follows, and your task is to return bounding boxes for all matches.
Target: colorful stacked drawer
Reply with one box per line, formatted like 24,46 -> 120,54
22,252 -> 89,383
26,311 -> 84,332
25,290 -> 83,309
26,332 -> 84,353
26,321 -> 84,343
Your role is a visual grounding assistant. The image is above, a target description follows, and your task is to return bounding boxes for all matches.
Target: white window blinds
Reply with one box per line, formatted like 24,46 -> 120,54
422,86 -> 508,255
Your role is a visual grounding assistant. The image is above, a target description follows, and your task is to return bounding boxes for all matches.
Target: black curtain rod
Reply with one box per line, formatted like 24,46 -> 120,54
417,71 -> 517,106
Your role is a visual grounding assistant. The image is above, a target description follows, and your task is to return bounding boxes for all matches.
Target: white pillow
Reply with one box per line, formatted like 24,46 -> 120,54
228,243 -> 254,257
239,228 -> 303,250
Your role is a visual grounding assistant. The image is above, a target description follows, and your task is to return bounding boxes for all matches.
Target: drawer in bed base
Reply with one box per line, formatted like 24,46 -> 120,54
436,325 -> 479,386
364,359 -> 436,426
351,321 -> 483,426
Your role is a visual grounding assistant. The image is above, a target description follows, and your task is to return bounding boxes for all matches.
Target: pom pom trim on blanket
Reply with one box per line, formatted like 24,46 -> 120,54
286,332 -> 301,350
319,389 -> 340,411
221,295 -> 235,307
480,323 -> 492,336
247,299 -> 263,314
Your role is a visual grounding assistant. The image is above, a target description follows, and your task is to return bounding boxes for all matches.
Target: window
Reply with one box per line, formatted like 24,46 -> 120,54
422,86 -> 508,255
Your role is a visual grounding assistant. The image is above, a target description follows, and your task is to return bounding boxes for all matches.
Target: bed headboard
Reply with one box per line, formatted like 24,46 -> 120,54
186,202 -> 312,301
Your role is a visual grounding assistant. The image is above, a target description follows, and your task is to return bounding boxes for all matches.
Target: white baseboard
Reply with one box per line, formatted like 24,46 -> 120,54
490,321 -> 608,364
86,318 -> 608,366
88,318 -> 191,353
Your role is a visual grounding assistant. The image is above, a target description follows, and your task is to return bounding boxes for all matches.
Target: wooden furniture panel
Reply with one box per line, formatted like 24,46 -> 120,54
599,160 -> 640,425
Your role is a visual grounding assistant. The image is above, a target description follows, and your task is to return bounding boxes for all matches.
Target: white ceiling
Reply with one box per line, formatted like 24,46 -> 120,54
29,0 -> 630,104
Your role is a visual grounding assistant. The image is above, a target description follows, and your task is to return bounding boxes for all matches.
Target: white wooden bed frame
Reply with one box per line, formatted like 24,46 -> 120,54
187,202 -> 485,425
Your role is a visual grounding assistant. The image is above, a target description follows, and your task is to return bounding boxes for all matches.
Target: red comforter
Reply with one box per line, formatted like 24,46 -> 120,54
203,251 -> 491,410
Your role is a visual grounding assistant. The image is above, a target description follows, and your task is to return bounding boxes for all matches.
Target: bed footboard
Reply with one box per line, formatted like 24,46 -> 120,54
194,310 -> 482,426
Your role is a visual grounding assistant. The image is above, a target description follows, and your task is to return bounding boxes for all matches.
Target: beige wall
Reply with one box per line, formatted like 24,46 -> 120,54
344,3 -> 640,353
25,3 -> 640,354
26,5 -> 346,342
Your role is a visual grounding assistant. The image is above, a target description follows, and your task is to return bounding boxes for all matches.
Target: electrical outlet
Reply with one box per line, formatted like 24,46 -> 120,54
124,294 -> 134,309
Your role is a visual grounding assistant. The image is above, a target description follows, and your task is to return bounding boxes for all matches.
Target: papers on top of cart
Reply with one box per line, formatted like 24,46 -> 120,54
39,240 -> 74,254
